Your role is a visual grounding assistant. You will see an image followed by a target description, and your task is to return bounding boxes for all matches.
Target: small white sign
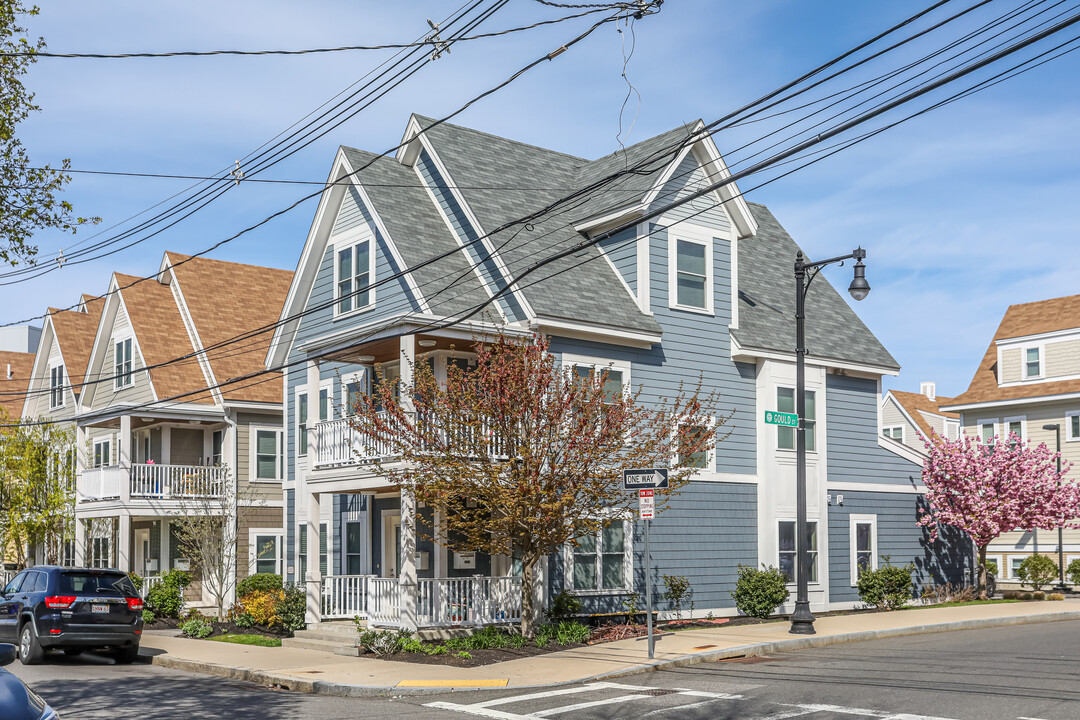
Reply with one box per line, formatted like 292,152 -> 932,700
454,551 -> 477,570
638,488 -> 655,520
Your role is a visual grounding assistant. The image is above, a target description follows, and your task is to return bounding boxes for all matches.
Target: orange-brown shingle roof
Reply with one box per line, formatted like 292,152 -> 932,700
0,351 -> 34,420
891,390 -> 957,439
946,294 -> 1080,407
49,296 -> 104,392
166,253 -> 292,405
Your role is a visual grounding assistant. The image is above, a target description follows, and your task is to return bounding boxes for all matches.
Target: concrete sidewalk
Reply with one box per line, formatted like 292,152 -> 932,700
138,600 -> 1080,696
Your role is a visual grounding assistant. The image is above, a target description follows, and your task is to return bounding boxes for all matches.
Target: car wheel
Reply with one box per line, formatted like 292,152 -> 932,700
18,623 -> 44,665
63,648 -> 84,657
114,645 -> 140,664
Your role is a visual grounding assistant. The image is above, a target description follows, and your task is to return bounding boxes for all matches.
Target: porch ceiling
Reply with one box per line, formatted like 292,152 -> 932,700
321,334 -> 485,365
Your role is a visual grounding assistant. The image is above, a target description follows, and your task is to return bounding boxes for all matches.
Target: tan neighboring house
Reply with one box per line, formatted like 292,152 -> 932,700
941,293 -> 1080,586
68,252 -> 292,607
880,382 -> 961,453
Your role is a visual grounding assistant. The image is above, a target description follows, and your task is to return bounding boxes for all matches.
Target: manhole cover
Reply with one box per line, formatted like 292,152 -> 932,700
719,655 -> 784,664
639,689 -> 678,697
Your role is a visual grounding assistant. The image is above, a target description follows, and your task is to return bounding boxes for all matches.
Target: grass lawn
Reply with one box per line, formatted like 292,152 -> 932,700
208,634 -> 282,647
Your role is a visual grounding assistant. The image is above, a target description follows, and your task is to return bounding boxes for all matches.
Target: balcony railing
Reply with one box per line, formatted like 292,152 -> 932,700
77,463 -> 227,502
313,411 -> 509,468
320,574 -> 522,627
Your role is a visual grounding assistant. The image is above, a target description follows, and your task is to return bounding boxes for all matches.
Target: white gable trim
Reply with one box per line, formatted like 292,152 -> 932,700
730,334 -> 899,377
23,315 -> 60,419
82,276 -> 160,410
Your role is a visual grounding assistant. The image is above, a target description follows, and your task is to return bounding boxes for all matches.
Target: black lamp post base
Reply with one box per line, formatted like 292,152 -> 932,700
1053,584 -> 1070,593
789,600 -> 816,635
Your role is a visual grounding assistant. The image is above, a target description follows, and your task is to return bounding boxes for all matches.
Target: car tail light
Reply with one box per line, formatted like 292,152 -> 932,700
49,629 -> 62,635
126,597 -> 144,611
44,596 -> 76,609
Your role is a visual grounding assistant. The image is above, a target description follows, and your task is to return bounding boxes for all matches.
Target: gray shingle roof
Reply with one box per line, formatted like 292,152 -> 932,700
414,116 -> 662,334
733,203 -> 899,370
340,146 -> 491,319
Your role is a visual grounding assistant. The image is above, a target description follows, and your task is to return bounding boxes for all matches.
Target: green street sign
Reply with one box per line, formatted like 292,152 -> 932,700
764,410 -> 798,427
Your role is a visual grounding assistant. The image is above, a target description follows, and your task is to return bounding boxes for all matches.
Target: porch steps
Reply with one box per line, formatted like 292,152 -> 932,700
282,621 -> 360,656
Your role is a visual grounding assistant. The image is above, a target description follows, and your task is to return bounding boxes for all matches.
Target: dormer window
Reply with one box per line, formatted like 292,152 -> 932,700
114,338 -> 133,389
1024,347 -> 1042,379
335,239 -> 374,315
49,364 -> 65,409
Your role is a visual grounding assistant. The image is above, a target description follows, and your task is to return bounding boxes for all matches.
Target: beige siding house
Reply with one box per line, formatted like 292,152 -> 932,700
880,382 -> 960,453
942,293 -> 1080,586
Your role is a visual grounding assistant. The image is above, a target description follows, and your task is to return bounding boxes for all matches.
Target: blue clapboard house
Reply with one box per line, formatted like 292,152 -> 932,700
266,114 -> 968,629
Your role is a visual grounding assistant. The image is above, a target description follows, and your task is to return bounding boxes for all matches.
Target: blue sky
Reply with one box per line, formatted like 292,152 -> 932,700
8,0 -> 1080,399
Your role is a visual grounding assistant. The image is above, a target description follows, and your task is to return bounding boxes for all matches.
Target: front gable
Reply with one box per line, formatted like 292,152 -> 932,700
82,279 -> 158,411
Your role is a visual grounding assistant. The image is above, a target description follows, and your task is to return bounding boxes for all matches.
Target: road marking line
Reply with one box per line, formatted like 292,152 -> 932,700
1017,717 -> 1052,720
469,682 -> 650,709
641,698 -> 733,717
778,704 -> 958,720
675,689 -> 744,699
425,702 -> 531,720
398,679 -> 509,688
530,694 -> 651,717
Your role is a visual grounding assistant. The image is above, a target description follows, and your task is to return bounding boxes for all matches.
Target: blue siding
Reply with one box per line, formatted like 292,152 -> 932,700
828,490 -> 972,603
826,374 -> 922,487
415,149 -> 525,321
285,489 -> 295,582
597,228 -> 637,296
548,481 -> 757,614
649,152 -> 732,231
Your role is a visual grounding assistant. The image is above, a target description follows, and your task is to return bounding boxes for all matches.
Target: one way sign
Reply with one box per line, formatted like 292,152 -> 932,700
622,468 -> 669,490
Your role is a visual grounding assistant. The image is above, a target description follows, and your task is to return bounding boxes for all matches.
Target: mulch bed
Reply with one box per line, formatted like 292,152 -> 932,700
381,641 -> 590,667
146,617 -> 290,639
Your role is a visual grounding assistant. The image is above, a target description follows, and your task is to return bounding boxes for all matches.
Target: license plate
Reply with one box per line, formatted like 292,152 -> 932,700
91,604 -> 109,614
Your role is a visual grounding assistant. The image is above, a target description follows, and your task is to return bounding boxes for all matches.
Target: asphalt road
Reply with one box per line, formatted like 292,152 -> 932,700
7,620 -> 1080,719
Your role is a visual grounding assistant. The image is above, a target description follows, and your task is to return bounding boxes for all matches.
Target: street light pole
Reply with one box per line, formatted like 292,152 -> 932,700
790,247 -> 870,636
1042,423 -> 1067,592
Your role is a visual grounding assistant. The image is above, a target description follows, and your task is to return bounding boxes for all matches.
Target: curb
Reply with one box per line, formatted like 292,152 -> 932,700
138,609 -> 1080,697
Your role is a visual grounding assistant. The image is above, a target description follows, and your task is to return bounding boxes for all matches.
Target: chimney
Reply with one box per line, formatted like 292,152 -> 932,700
920,381 -> 936,401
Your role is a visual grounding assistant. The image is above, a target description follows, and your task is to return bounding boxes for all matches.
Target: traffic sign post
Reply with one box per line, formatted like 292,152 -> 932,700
764,410 -> 799,427
624,469 -> 666,659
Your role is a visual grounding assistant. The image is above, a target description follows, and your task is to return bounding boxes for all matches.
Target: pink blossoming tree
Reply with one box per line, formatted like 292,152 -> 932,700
919,432 -> 1080,599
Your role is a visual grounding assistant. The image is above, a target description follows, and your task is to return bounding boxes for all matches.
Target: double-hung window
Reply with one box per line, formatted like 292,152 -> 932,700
569,522 -> 630,592
779,520 -> 818,583
49,364 -> 65,409
777,388 -> 816,451
250,529 -> 284,575
252,428 -> 284,481
297,522 -> 329,578
669,233 -> 712,312
849,515 -> 877,584
1005,416 -> 1025,448
678,423 -> 710,469
335,239 -> 374,315
979,420 -> 996,446
570,361 -> 625,403
114,338 -> 133,389
297,392 -> 309,457
1024,347 -> 1042,379
1067,411 -> 1080,442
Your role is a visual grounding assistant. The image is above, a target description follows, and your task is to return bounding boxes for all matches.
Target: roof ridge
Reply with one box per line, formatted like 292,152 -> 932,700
413,114 -> 588,163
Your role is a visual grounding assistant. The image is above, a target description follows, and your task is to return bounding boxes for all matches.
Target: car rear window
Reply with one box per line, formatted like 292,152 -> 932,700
59,572 -> 138,596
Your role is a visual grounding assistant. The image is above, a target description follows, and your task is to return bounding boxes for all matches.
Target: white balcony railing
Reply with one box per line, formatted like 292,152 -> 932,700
77,466 -> 123,501
314,411 -> 509,468
321,575 -> 521,627
141,575 -> 163,599
130,464 -> 227,499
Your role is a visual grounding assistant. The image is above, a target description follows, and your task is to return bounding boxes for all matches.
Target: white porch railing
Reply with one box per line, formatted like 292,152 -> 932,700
141,575 -> 162,599
130,464 -> 227,499
314,411 -> 509,468
320,574 -> 521,627
76,466 -> 123,500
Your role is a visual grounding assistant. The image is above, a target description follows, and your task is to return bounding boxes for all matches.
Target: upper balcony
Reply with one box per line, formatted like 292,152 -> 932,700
77,463 -> 228,504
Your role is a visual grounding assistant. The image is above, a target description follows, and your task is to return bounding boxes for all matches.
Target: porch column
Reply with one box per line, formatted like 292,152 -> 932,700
305,490 -> 322,625
117,513 -> 132,572
306,359 -> 320,460
159,519 -> 170,574
399,489 -> 418,631
433,510 -> 446,578
74,517 -> 87,566
119,416 -> 132,503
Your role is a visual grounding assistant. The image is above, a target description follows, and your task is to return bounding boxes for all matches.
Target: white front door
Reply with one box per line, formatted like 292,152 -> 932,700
134,529 -> 150,576
382,515 -> 401,578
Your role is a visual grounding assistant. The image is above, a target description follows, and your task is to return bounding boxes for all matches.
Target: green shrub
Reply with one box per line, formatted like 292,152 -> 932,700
857,558 -> 914,610
233,613 -> 254,628
1020,591 -> 1034,600
276,582 -> 306,632
545,590 -> 583,623
456,651 -> 472,659
128,572 -> 143,592
1002,590 -> 1021,600
146,569 -> 190,619
237,573 -> 282,599
142,609 -> 155,625
1017,554 -> 1057,591
985,560 -> 998,577
424,644 -> 448,656
622,591 -> 641,624
732,564 -> 790,619
662,574 -> 693,620
1049,593 -> 1065,601
554,621 -> 590,645
180,616 -> 212,639
1067,558 -> 1080,586
357,628 -> 413,656
1033,591 -> 1047,600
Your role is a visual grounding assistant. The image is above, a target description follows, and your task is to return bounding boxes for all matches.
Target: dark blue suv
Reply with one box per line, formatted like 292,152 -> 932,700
0,566 -> 143,665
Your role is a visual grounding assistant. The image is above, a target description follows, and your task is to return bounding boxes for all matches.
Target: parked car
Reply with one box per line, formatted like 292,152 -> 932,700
0,567 -> 143,665
0,643 -> 60,719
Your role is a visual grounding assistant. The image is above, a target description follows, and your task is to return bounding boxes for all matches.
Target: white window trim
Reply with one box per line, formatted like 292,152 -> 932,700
1022,345 -> 1043,380
1003,415 -> 1027,444
332,229 -> 377,320
984,553 -> 1003,578
944,419 -> 960,441
249,425 -> 284,482
1066,411 -> 1080,442
114,336 -> 134,390
849,514 -> 878,586
294,385 -> 310,458
675,415 -> 716,473
977,418 -> 997,444
1008,555 -> 1027,580
560,353 -> 632,397
882,425 -> 904,443
340,368 -> 370,417
667,226 -> 714,315
776,386 -> 818,454
779,518 -> 820,587
561,518 -> 633,596
248,527 -> 284,575
48,362 -> 66,409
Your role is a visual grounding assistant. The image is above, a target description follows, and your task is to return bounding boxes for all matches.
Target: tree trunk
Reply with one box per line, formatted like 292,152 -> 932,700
977,544 -> 988,601
520,555 -> 537,638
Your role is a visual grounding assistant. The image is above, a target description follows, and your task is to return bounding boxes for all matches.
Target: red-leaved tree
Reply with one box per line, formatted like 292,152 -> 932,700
350,334 -> 727,636
919,432 -> 1080,599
